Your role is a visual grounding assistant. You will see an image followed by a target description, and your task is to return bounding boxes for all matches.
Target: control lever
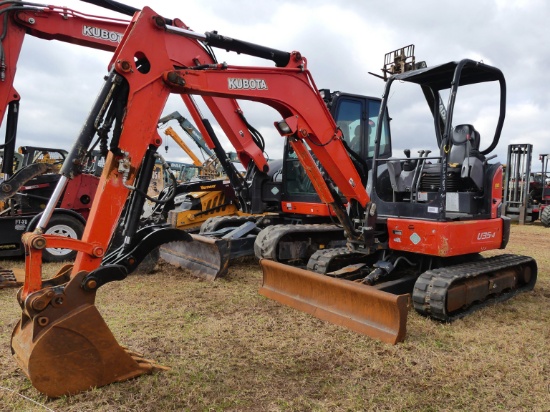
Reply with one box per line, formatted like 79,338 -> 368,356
410,150 -> 431,202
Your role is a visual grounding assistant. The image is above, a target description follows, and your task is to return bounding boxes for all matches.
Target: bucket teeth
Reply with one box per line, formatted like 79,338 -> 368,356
123,348 -> 171,371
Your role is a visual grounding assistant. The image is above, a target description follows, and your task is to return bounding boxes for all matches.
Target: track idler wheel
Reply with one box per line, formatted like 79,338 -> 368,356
11,271 -> 166,397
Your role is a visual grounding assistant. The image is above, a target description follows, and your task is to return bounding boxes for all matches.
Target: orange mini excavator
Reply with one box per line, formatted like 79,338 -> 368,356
10,2 -> 536,398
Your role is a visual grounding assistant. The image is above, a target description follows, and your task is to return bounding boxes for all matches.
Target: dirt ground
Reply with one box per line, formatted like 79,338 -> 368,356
0,222 -> 549,411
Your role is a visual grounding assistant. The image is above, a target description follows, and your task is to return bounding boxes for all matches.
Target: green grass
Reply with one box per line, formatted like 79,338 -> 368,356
0,223 -> 549,411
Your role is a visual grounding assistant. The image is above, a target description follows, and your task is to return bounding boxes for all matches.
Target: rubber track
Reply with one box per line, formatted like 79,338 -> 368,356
412,254 -> 537,322
200,215 -> 256,233
306,247 -> 352,273
254,224 -> 345,260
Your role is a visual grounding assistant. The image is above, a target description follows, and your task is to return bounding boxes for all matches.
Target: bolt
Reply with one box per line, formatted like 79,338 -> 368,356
119,60 -> 132,73
86,279 -> 98,290
153,15 -> 166,28
37,317 -> 49,326
92,246 -> 105,258
166,72 -> 185,86
32,300 -> 47,311
28,18 -> 35,24
31,236 -> 47,249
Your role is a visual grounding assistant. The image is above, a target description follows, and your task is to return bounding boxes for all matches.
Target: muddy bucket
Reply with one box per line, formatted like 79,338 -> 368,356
11,271 -> 164,397
159,234 -> 231,280
259,259 -> 409,344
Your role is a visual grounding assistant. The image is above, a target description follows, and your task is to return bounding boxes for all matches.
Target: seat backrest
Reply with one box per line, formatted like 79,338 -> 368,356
449,124 -> 480,164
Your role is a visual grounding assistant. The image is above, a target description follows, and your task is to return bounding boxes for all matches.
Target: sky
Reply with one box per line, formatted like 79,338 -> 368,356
6,0 -> 550,172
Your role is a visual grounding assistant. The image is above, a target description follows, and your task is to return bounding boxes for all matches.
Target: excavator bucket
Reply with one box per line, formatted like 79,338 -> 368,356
11,271 -> 166,398
159,234 -> 231,280
0,268 -> 25,289
259,259 -> 409,344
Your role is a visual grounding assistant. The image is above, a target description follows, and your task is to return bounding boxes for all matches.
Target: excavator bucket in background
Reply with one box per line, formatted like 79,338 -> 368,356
10,270 -> 167,398
259,259 -> 410,344
0,268 -> 24,288
159,233 -> 231,280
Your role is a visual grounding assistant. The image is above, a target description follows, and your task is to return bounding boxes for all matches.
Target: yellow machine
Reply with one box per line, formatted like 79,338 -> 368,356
155,113 -> 251,233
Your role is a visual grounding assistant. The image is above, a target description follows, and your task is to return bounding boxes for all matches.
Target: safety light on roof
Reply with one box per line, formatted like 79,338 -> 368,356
415,61 -> 427,70
319,89 -> 330,99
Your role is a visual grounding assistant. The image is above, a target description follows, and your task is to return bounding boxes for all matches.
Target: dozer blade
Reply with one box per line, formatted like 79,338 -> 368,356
259,259 -> 409,344
11,271 -> 166,398
0,268 -> 25,289
159,234 -> 231,280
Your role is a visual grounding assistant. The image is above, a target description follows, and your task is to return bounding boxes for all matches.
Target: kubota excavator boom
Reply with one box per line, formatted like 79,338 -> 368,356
0,1 -> 132,285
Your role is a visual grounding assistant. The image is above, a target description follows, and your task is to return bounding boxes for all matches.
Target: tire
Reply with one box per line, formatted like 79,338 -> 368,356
42,214 -> 85,262
541,206 -> 550,228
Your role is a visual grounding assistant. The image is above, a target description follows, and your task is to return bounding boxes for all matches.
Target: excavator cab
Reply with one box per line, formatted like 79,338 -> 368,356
280,92 -> 392,211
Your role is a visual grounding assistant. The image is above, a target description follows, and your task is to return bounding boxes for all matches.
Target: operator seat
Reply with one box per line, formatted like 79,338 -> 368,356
450,124 -> 485,190
349,125 -> 361,153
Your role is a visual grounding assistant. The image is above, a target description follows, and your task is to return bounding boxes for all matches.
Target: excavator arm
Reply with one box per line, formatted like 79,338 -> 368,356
162,126 -> 204,167
158,111 -> 215,159
0,2 -> 129,135
0,1 -> 273,287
